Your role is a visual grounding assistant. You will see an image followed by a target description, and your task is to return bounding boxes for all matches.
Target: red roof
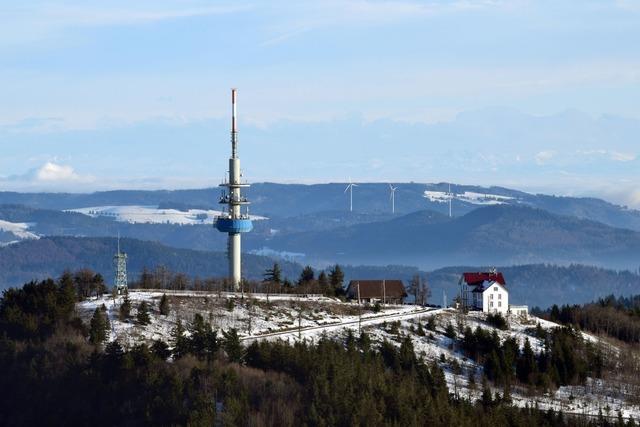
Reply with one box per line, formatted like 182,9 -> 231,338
462,272 -> 506,286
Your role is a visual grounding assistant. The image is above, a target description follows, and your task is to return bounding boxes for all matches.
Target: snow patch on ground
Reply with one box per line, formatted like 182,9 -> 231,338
68,205 -> 267,225
77,291 -> 640,419
0,219 -> 39,245
424,190 -> 516,206
249,247 -> 306,261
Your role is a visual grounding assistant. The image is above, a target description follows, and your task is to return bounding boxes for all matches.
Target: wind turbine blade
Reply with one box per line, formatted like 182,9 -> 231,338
344,185 -> 350,193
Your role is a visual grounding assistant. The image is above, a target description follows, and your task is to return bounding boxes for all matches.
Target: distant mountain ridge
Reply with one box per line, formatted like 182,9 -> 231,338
264,205 -> 640,269
0,182 -> 639,231
0,235 -> 638,308
1,200 -> 639,270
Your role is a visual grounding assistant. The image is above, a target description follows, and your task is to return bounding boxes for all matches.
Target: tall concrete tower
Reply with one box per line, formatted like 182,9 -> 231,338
214,89 -> 253,290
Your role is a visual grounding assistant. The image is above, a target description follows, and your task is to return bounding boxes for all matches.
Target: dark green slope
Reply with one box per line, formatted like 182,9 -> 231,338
0,236 -> 300,290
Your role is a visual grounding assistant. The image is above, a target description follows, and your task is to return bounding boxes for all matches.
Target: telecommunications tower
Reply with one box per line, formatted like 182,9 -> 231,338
114,234 -> 128,294
214,89 -> 253,290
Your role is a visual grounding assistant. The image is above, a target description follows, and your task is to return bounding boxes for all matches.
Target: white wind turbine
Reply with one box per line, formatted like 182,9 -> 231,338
448,183 -> 453,218
344,178 -> 358,212
389,184 -> 398,214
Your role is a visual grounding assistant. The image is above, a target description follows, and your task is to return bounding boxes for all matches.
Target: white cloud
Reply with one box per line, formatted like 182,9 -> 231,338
577,149 -> 636,162
609,151 -> 636,162
35,162 -> 81,182
1,162 -> 95,191
535,150 -> 556,165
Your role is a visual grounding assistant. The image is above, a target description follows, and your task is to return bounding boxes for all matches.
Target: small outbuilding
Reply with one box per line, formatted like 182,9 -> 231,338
346,280 -> 407,304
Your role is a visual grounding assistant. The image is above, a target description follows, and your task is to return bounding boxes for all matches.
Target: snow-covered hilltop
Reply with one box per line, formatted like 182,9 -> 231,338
78,290 -> 640,420
424,190 -> 517,206
0,219 -> 39,245
68,205 -> 267,225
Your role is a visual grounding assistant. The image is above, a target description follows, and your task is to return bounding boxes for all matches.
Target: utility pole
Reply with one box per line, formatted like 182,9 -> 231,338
382,280 -> 386,305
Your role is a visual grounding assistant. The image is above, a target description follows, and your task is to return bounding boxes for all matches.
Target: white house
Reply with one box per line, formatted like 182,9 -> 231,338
460,271 -> 525,317
479,281 -> 509,315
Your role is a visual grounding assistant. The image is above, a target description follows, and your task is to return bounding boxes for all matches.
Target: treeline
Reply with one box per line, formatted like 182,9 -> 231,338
460,325 -> 603,394
0,236 -> 303,291
2,278 -> 637,425
131,263 -> 348,298
539,294 -> 640,343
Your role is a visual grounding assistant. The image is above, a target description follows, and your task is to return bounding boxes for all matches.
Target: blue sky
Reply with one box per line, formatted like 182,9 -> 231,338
1,1 -> 639,205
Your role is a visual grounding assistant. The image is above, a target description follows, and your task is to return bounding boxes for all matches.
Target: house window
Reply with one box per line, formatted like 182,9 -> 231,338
498,301 -> 501,307
490,302 -> 493,308
498,294 -> 502,300
490,294 -> 494,300
494,287 -> 498,292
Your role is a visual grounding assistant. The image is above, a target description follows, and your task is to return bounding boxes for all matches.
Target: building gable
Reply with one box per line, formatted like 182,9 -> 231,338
346,280 -> 407,300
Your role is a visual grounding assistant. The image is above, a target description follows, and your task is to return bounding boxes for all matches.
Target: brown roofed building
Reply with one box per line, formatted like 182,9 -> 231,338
346,280 -> 407,304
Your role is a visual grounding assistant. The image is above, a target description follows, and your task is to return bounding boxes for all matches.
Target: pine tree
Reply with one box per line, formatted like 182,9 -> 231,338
222,328 -> 243,363
119,294 -> 132,320
298,266 -> 315,286
171,319 -> 189,359
57,271 -> 77,319
329,265 -> 345,296
263,263 -> 282,285
444,322 -> 456,339
517,338 -> 537,385
159,293 -> 170,316
318,271 -> 329,290
481,377 -> 493,408
101,303 -> 111,331
151,340 -> 171,360
89,307 -> 107,345
137,301 -> 151,325
93,273 -> 106,298
190,313 -> 207,359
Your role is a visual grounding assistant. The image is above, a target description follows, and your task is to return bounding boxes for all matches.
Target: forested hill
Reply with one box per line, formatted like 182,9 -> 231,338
0,236 -> 639,308
1,182 -> 639,230
0,236 -> 300,289
266,205 -> 640,269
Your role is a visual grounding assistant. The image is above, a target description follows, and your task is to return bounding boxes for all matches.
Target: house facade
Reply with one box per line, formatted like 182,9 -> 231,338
460,271 -> 528,317
480,281 -> 509,315
460,271 -> 509,315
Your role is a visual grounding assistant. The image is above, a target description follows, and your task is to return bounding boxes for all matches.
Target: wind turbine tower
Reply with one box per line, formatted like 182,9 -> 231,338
448,183 -> 452,218
344,178 -> 358,212
215,89 -> 253,290
389,184 -> 398,214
